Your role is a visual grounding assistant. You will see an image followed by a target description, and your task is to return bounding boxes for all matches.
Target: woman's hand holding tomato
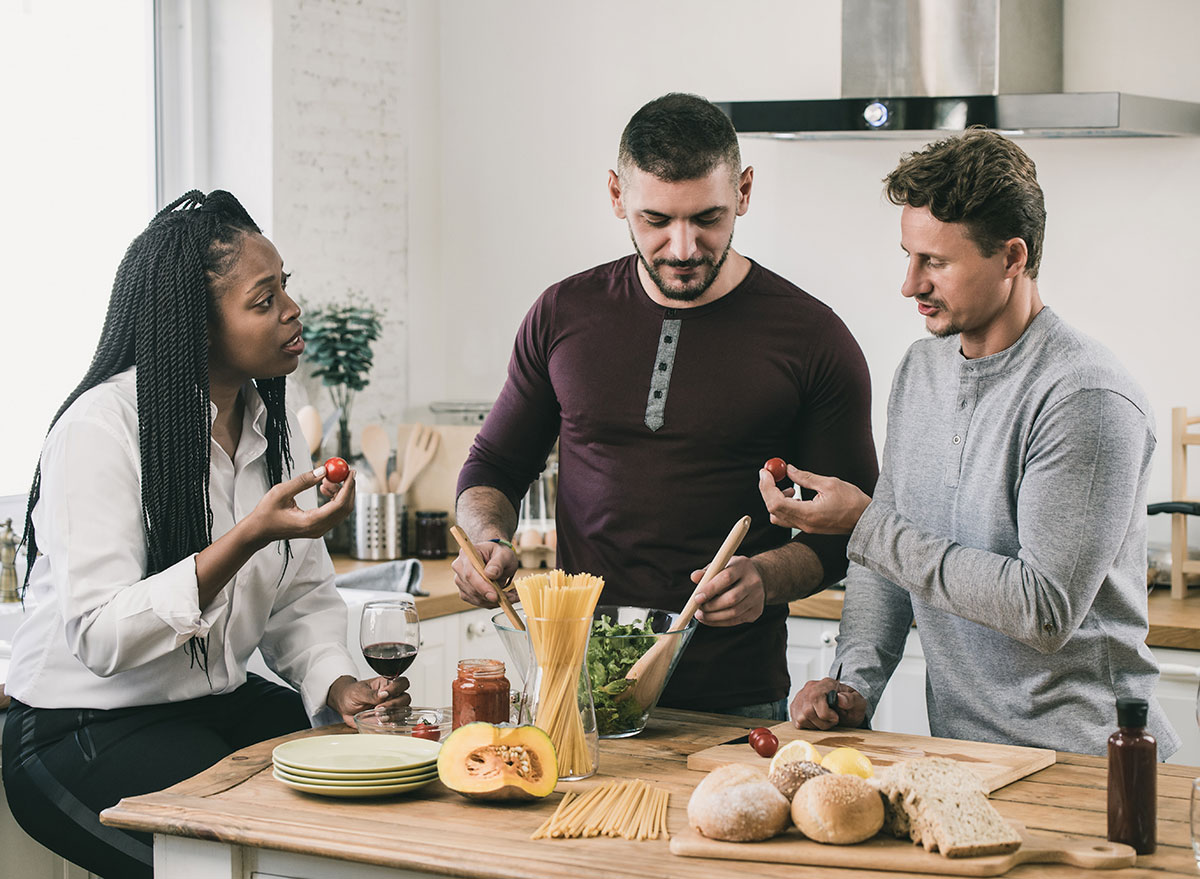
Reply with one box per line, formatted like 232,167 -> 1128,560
249,464 -> 356,544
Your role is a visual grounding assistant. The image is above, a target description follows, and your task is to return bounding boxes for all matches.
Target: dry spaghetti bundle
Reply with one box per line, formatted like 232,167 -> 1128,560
515,569 -> 604,778
531,779 -> 671,841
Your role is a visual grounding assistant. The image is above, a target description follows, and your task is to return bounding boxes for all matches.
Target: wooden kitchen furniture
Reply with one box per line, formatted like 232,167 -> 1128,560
101,709 -> 1200,879
1170,407 -> 1200,598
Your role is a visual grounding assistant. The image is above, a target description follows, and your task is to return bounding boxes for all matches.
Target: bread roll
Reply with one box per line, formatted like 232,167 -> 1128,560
791,773 -> 884,845
687,764 -> 791,842
769,759 -> 829,800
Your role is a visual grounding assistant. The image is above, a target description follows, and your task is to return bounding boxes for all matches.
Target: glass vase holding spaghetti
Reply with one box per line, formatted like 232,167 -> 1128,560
516,569 -> 603,780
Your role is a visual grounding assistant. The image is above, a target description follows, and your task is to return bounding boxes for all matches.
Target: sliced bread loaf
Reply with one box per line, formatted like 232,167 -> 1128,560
872,757 -> 1020,858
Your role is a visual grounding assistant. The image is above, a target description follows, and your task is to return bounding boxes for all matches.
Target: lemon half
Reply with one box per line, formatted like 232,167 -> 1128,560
767,738 -> 821,775
820,746 -> 874,778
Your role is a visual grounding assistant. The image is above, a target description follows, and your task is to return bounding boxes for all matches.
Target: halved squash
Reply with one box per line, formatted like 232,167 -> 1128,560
437,722 -> 558,801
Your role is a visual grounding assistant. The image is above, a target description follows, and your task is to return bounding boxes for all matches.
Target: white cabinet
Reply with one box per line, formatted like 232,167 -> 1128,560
1147,646 -> 1200,766
787,617 -> 1200,762
784,616 -> 838,702
785,616 -> 929,737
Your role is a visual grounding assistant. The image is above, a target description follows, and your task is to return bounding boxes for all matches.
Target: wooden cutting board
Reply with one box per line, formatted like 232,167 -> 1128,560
686,723 -> 1055,793
402,424 -> 479,520
670,825 -> 1136,876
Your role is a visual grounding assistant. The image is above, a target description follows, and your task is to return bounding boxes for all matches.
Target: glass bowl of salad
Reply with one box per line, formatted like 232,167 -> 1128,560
492,605 -> 697,738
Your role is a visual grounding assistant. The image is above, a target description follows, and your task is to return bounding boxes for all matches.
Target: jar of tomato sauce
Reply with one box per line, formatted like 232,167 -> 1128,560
451,659 -> 511,729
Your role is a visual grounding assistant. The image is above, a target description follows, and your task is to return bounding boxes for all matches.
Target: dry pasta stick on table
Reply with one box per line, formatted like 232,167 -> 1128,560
531,779 -> 671,841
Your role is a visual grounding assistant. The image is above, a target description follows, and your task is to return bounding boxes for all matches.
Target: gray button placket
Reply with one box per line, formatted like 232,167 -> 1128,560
644,318 -> 682,431
945,365 -> 977,487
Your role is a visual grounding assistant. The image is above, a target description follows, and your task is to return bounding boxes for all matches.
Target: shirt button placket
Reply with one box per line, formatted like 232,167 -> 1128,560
644,317 -> 682,431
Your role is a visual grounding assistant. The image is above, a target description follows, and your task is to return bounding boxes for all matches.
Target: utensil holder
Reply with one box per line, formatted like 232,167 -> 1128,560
349,493 -> 407,560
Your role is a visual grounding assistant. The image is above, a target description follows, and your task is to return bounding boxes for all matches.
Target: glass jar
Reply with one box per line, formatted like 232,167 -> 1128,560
452,659 -> 511,729
414,510 -> 448,559
519,613 -> 598,780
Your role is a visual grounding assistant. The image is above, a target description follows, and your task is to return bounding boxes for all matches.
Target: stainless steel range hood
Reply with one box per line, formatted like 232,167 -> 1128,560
719,0 -> 1200,139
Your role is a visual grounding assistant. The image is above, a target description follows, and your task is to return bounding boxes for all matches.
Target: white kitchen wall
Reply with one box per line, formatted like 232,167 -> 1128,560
270,0 -> 410,426
407,0 -> 1200,548
201,0 -> 1200,547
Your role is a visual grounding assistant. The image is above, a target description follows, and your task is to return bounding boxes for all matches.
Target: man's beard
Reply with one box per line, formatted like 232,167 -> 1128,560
631,229 -> 733,302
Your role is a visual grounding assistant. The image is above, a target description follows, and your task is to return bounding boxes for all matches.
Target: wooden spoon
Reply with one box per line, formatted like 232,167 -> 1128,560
623,515 -> 752,708
449,525 -> 524,631
397,424 -> 440,494
360,424 -> 392,492
296,405 -> 322,459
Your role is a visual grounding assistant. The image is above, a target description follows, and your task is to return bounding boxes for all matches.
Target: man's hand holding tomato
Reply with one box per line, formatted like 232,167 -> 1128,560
759,462 -> 872,536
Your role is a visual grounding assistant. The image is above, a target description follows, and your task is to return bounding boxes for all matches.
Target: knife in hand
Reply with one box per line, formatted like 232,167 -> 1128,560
826,662 -> 843,710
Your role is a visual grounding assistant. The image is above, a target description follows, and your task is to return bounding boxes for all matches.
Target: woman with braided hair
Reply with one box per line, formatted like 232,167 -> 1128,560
2,191 -> 408,879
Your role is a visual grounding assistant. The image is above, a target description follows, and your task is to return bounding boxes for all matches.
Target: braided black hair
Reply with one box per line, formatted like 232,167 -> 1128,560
21,191 -> 295,665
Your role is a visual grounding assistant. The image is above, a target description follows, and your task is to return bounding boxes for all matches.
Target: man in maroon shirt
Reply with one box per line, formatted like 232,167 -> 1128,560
453,93 -> 877,717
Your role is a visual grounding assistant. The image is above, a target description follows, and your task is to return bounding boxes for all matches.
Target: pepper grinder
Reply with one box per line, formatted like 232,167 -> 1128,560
0,518 -> 19,603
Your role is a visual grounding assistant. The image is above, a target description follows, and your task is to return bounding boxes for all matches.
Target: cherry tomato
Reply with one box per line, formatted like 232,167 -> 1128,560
411,722 -> 441,742
748,726 -> 778,758
323,456 -> 349,483
764,457 -> 788,483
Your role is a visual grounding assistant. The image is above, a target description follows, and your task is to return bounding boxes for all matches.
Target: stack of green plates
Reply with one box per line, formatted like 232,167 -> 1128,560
271,734 -> 441,798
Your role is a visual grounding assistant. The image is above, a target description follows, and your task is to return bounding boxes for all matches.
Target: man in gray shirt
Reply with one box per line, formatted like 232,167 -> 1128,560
762,130 -> 1178,757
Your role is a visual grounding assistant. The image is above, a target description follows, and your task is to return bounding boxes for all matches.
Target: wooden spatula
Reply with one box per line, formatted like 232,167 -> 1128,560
360,424 -> 392,492
397,424 -> 440,494
449,525 -> 524,631
296,405 -> 322,460
623,515 -> 752,708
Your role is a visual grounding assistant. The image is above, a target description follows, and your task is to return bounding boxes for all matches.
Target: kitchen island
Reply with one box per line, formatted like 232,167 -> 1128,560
101,708 -> 1198,879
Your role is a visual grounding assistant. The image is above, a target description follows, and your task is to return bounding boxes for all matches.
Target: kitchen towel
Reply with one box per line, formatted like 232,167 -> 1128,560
335,559 -> 427,596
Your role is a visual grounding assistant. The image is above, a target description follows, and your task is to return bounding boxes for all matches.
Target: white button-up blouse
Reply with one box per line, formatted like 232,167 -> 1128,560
6,368 -> 358,722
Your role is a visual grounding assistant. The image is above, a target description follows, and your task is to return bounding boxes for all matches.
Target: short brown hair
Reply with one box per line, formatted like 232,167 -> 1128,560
618,93 -> 741,183
885,129 -> 1046,278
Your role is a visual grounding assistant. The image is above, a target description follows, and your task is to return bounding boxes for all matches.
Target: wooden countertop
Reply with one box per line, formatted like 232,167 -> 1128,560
101,709 -> 1200,878
787,583 -> 1200,651
348,556 -> 1200,651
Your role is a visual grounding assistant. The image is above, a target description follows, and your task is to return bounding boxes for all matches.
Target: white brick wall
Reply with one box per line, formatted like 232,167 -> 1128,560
272,0 -> 410,451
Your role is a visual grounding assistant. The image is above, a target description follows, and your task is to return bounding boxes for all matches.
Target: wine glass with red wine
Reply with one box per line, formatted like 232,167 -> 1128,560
360,598 -> 420,683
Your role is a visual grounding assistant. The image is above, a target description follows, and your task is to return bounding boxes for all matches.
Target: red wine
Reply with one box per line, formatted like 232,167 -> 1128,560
362,642 -> 418,678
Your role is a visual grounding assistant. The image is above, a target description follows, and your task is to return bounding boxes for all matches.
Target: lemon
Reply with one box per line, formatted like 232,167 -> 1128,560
820,746 -> 874,778
768,738 -> 821,775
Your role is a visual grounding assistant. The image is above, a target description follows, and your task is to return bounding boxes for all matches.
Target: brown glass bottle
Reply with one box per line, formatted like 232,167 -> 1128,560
1107,697 -> 1156,854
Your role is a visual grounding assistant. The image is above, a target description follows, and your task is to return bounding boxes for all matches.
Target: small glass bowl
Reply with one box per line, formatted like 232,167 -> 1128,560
353,705 -> 451,742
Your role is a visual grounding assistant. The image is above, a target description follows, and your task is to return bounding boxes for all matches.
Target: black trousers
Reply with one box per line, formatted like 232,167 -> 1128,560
2,674 -> 309,879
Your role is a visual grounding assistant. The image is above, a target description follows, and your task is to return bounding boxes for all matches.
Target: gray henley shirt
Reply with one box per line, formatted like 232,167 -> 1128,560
837,307 -> 1179,757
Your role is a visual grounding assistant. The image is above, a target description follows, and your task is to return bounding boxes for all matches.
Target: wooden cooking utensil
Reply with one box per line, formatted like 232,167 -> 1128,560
449,525 -> 524,632
388,422 -> 405,491
397,424 -> 440,494
623,515 -> 752,707
360,424 -> 391,491
296,405 -> 323,459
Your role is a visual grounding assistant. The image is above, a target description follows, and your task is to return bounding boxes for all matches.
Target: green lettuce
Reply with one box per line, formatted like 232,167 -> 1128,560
588,615 -> 658,735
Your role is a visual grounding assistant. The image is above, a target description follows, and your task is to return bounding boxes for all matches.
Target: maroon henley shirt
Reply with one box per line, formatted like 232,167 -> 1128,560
458,255 -> 878,710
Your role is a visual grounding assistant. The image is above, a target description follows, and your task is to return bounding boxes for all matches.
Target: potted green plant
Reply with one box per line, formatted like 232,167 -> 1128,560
300,297 -> 384,463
